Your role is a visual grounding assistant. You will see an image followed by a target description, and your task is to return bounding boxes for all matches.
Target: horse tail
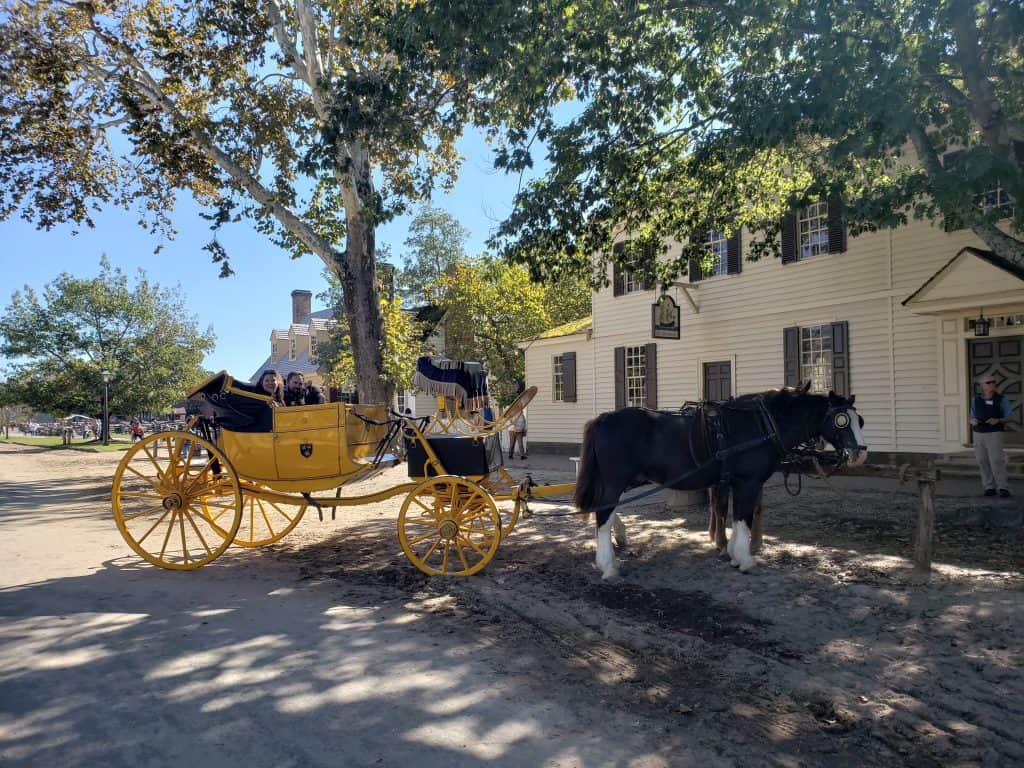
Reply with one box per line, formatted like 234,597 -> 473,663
573,417 -> 604,513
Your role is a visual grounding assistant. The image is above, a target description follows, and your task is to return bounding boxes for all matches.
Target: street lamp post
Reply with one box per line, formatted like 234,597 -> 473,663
101,370 -> 111,446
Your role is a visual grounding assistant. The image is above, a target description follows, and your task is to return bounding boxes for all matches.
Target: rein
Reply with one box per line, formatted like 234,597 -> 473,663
525,396 -> 802,518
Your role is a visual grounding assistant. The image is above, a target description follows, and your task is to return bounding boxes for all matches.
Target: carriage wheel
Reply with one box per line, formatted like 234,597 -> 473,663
398,476 -> 501,577
202,485 -> 307,548
112,432 -> 242,570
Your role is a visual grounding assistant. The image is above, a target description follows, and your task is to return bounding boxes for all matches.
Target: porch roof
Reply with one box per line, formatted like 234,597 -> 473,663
902,247 -> 1024,314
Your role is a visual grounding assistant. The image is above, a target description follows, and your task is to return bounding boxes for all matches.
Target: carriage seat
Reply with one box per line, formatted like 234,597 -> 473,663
405,434 -> 497,478
187,371 -> 274,433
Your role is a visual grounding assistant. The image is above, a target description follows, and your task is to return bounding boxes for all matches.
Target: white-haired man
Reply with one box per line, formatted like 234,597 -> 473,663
969,375 -> 1013,498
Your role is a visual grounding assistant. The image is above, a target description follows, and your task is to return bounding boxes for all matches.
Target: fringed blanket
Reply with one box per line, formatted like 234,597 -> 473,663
413,356 -> 490,410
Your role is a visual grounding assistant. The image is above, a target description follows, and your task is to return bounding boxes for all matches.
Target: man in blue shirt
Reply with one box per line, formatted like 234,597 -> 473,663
970,375 -> 1013,497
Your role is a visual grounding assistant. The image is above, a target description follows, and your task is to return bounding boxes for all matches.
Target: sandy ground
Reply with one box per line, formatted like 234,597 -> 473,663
1,442 -> 1022,768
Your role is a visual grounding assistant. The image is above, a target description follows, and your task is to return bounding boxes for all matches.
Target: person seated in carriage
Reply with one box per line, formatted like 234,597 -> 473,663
284,372 -> 327,407
256,370 -> 286,407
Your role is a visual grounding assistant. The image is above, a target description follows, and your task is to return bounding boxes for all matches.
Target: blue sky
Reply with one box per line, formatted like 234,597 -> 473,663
0,130 -> 534,380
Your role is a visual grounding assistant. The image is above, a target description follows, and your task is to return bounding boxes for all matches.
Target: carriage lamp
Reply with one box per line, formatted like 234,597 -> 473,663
101,370 -> 111,445
974,310 -> 991,337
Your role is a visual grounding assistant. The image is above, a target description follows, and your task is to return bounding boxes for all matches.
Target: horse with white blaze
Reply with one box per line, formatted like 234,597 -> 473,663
573,384 -> 867,579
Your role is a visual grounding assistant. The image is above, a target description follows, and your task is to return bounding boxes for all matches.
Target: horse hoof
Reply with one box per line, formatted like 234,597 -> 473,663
729,558 -> 740,568
738,559 -> 757,573
601,570 -> 621,582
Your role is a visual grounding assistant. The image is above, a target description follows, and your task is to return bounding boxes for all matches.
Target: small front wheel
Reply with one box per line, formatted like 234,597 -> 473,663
398,476 -> 501,576
111,432 -> 242,570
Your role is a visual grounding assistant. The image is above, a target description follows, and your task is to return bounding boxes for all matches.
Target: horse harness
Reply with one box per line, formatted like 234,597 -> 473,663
680,395 -> 786,485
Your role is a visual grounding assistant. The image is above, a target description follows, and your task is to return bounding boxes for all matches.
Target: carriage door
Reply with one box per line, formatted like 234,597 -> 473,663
703,361 -> 732,401
969,336 -> 1024,445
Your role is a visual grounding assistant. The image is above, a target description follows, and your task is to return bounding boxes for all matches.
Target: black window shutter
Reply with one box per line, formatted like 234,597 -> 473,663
642,241 -> 656,291
783,326 -> 800,387
562,352 -> 577,403
726,229 -> 742,274
830,321 -> 850,396
614,346 -> 626,409
612,263 -> 624,296
689,229 -> 706,282
645,343 -> 658,409
688,256 -> 703,282
941,151 -> 968,232
827,194 -> 847,254
781,213 -> 798,264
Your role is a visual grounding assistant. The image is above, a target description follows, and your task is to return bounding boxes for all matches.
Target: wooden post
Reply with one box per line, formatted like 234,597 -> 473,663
913,464 -> 937,580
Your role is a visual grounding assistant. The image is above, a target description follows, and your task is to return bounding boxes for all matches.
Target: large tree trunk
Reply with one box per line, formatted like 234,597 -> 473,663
335,211 -> 389,404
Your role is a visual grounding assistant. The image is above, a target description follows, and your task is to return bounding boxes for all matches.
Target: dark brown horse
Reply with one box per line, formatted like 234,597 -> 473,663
573,385 -> 867,579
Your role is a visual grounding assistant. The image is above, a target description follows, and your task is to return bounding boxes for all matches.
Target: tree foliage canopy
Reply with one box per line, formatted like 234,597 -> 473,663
405,0 -> 1024,283
0,257 -> 215,416
396,204 -> 470,303
0,0 -> 491,401
432,256 -> 590,404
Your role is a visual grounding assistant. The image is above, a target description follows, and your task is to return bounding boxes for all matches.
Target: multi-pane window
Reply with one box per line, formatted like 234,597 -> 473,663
798,202 -> 829,260
800,325 -> 833,393
705,231 -> 728,276
396,390 -> 407,413
552,354 -> 564,401
310,334 -> 318,358
289,337 -> 296,361
978,184 -> 1015,218
623,270 -> 644,293
625,346 -> 647,407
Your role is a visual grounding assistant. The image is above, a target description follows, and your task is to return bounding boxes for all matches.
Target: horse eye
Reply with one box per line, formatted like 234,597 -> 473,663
834,413 -> 850,428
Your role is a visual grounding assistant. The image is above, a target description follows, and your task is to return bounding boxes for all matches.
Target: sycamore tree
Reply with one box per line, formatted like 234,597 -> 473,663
403,0 -> 1024,282
431,256 -> 590,404
315,265 -> 422,397
0,0 -> 492,403
0,258 -> 214,416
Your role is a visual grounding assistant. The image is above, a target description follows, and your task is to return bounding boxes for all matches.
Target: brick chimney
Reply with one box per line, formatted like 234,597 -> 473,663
291,289 -> 312,324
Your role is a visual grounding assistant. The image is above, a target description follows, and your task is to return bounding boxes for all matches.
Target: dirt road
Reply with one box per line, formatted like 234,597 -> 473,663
1,443 -> 1022,767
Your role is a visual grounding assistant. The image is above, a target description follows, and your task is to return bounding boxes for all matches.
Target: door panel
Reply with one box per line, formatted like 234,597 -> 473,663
703,361 -> 732,402
969,337 -> 1023,445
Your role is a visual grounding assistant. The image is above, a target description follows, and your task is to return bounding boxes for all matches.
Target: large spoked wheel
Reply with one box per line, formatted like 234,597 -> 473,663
112,432 -> 242,570
398,476 -> 501,577
202,484 -> 308,548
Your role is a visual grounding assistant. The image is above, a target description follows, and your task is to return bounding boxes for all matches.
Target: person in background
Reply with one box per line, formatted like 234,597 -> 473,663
283,372 -> 327,407
257,369 -> 286,407
508,410 -> 527,460
130,418 -> 144,443
970,374 -> 1013,498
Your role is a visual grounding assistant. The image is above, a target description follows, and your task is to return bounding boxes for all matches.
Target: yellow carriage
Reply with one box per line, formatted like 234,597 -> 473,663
110,371 -> 568,576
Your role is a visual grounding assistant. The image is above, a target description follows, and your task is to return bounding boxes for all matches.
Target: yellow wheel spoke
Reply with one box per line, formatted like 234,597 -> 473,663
458,534 -> 490,558
178,506 -> 189,565
140,445 -> 167,483
119,489 -> 160,499
120,503 -> 166,522
408,529 -> 440,546
158,510 -> 177,560
257,499 -> 276,538
455,542 -> 470,572
182,506 -> 214,558
184,457 -> 217,490
125,462 -> 161,489
411,495 -> 433,513
421,539 -> 442,563
136,507 -> 174,545
440,540 -> 451,573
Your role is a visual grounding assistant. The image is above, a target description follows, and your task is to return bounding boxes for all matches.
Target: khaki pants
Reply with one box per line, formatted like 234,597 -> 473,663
973,431 -> 1009,491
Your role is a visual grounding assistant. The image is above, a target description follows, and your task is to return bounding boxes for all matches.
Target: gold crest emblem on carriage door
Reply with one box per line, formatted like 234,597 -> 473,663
300,442 -> 314,458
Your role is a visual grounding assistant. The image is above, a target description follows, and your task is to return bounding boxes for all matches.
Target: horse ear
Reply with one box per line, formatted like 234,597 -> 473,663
849,394 -> 856,405
801,381 -> 812,395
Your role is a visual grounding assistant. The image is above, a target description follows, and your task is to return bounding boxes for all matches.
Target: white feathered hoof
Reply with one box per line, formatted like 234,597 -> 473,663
731,520 -> 756,573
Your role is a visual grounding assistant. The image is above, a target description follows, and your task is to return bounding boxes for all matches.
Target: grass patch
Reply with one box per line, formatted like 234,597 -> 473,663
1,436 -> 131,452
